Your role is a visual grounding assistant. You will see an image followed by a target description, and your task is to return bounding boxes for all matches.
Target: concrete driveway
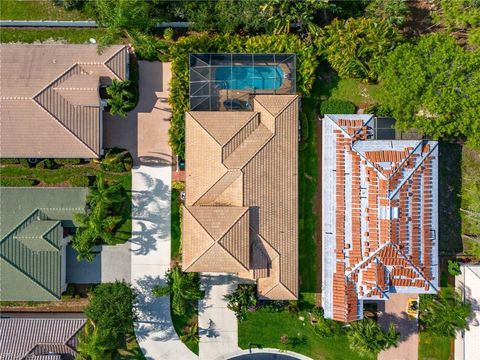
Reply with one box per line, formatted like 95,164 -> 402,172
104,61 -> 172,166
378,293 -> 419,360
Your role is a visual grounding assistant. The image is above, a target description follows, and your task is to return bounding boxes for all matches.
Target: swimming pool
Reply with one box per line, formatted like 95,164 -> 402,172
215,66 -> 284,90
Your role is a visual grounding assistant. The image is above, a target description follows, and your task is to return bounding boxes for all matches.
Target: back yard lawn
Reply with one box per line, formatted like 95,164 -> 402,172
0,0 -> 90,20
418,332 -> 452,360
0,28 -> 106,44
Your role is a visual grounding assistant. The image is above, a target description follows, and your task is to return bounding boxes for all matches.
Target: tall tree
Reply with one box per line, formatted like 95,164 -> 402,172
318,17 -> 402,81
85,281 -> 136,350
380,33 -> 480,148
261,0 -> 332,35
88,0 -> 152,46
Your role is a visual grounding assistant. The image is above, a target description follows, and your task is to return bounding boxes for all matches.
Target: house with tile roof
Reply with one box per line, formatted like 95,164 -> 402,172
322,114 -> 439,322
0,187 -> 87,301
182,95 -> 299,300
0,318 -> 86,360
0,44 -> 128,159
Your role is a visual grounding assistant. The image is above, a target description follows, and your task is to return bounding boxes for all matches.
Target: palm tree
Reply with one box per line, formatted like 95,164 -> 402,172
180,322 -> 199,343
347,318 -> 400,357
419,291 -> 472,337
106,79 -> 133,117
152,267 -> 203,315
224,284 -> 257,320
76,320 -> 113,360
87,173 -> 124,210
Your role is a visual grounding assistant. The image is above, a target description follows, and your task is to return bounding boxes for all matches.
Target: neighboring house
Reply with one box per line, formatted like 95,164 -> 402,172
322,114 -> 439,322
0,187 -> 87,301
0,318 -> 86,360
0,44 -> 128,159
182,95 -> 299,300
455,264 -> 480,360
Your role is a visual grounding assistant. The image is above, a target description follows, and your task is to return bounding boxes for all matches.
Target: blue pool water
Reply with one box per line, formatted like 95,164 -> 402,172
215,66 -> 284,90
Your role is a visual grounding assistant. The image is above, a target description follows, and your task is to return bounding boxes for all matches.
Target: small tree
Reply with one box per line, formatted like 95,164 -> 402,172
76,320 -> 112,360
448,260 -> 462,276
347,319 -> 400,358
152,267 -> 203,315
84,282 -> 136,351
224,284 -> 257,320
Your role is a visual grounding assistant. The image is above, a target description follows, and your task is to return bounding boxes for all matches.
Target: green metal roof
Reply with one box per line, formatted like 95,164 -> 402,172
0,187 -> 87,301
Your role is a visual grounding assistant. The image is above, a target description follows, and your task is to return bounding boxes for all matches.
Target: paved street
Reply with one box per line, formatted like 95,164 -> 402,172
199,273 -> 240,360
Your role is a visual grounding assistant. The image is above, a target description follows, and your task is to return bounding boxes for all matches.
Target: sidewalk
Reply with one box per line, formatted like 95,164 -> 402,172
199,273 -> 240,360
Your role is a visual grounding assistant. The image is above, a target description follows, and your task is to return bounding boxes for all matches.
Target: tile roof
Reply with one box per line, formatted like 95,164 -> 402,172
0,187 -> 87,301
0,44 -> 128,158
0,318 -> 85,360
183,95 -> 299,300
322,114 -> 439,322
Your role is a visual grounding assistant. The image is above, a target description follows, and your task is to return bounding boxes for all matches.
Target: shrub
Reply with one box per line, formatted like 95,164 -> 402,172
0,178 -> 36,187
0,158 -> 20,165
100,148 -> 133,173
163,27 -> 174,41
55,158 -> 82,165
225,284 -> 257,321
172,181 -> 185,191
19,159 -> 30,167
69,175 -> 90,187
320,99 -> 356,116
448,260 -> 462,276
61,284 -> 75,300
36,159 -> 57,169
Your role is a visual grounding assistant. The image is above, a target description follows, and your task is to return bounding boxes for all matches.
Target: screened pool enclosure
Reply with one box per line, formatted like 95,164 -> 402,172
189,53 -> 296,111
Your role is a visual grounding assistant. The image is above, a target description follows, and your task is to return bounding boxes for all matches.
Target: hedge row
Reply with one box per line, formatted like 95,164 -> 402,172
167,34 -> 321,158
0,178 -> 37,187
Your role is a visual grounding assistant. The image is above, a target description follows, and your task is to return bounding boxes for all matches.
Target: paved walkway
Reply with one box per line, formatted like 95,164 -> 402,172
199,273 -> 240,360
105,61 -> 196,360
378,293 -> 419,360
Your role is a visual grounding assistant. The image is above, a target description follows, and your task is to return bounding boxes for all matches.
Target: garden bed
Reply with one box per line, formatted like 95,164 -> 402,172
0,0 -> 90,20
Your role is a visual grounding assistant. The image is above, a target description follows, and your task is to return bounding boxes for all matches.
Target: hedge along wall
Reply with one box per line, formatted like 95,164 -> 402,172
167,34 -> 321,158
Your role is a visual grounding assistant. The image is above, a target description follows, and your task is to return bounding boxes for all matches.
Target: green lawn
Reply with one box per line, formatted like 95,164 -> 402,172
171,301 -> 199,355
238,293 -> 362,360
418,332 -> 452,360
298,81 -> 320,292
0,28 -> 106,44
0,0 -> 90,20
171,189 -> 181,260
316,65 -> 382,108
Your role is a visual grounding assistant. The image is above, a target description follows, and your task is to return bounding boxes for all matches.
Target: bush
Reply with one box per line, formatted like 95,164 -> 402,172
36,159 -> 57,169
19,159 -> 30,167
0,178 -> 36,187
100,148 -> 133,173
365,103 -> 393,117
172,181 -> 185,191
55,158 -> 82,165
320,99 -> 356,116
164,27 -> 174,41
448,260 -> 462,276
0,158 -> 20,165
61,284 -> 75,300
225,284 -> 257,321
68,175 -> 90,187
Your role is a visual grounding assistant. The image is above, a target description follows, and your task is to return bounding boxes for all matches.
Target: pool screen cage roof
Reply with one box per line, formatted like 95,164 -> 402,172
189,53 -> 296,111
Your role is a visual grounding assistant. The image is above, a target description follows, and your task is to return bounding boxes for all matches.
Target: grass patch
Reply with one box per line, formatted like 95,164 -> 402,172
106,171 -> 132,244
0,0 -> 90,20
298,81 -> 320,292
418,332 -> 452,360
238,293 -> 361,359
0,28 -> 106,44
171,189 -> 181,260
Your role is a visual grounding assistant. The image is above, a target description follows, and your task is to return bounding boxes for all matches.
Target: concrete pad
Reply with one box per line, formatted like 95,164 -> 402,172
199,273 -> 240,360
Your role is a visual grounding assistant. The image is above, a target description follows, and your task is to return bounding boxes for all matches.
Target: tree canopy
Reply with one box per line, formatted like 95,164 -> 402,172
318,17 -> 402,82
380,33 -> 480,148
347,319 -> 400,357
84,282 -> 136,351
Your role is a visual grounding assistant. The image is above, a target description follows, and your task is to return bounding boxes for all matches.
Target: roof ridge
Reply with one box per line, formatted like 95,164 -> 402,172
103,46 -> 126,79
253,94 -> 297,117
193,170 -> 241,206
346,242 -> 391,277
389,142 -> 438,199
1,209 -> 43,243
218,208 -> 249,263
